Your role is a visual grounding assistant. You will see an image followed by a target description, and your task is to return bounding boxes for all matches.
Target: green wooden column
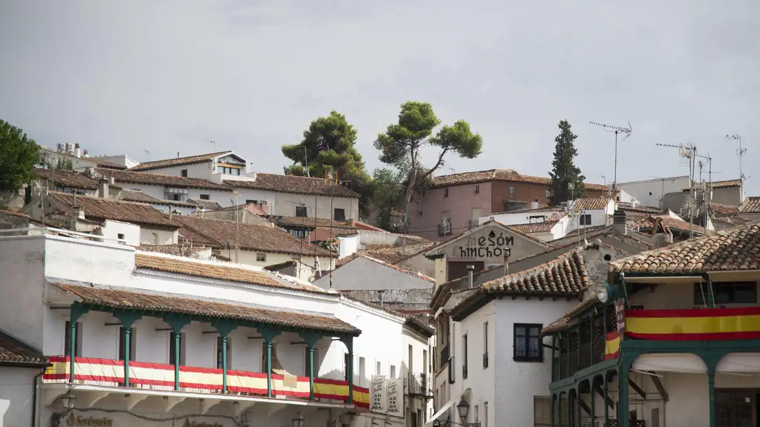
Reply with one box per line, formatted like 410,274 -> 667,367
575,325 -> 581,371
551,393 -> 555,427
619,360 -> 630,427
603,373 -> 609,427
299,332 -> 322,401
213,321 -> 237,394
163,316 -> 190,391
708,369 -> 716,427
114,312 -> 142,388
590,379 -> 595,427
341,336 -> 355,403
68,303 -> 89,383
558,392 -> 563,427
259,326 -> 281,398
576,387 -> 581,427
589,314 -> 594,365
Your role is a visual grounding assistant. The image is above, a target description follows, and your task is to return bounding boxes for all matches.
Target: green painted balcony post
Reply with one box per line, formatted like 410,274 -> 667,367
575,325 -> 581,370
704,355 -> 719,427
558,392 -> 563,427
619,360 -> 630,427
341,336 -> 355,403
163,316 -> 190,391
576,387 -> 581,427
590,379 -> 596,427
564,332 -> 570,378
68,303 -> 89,384
551,335 -> 556,381
299,332 -> 323,401
213,321 -> 237,394
603,374 -> 609,427
589,314 -> 594,365
114,312 -> 142,388
259,326 -> 281,398
550,393 -> 555,427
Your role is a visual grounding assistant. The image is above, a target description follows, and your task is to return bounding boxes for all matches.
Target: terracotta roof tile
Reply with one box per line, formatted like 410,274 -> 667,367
48,192 -> 178,228
739,197 -> 760,214
173,216 -> 335,257
189,198 -> 222,210
573,198 -> 610,210
489,206 -> 564,216
51,282 -> 359,336
137,244 -> 210,257
98,168 -> 232,191
508,221 -> 559,234
611,222 -> 760,274
711,203 -> 740,217
0,330 -> 47,366
119,189 -> 164,204
635,216 -> 706,236
682,179 -> 743,191
226,174 -> 359,198
35,168 -> 100,190
130,151 -> 233,171
430,169 -> 607,191
217,203 -> 269,216
450,250 -> 589,320
271,216 -> 355,230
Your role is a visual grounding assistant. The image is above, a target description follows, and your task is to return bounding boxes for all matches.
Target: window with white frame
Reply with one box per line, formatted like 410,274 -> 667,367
165,187 -> 189,201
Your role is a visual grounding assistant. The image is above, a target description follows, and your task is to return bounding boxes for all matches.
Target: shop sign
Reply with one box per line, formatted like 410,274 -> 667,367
456,230 -> 514,258
370,375 -> 386,412
66,414 -> 113,427
614,298 -> 626,340
182,420 -> 224,427
385,378 -> 403,417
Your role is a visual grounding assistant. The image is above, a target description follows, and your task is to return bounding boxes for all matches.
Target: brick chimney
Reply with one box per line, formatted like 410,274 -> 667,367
98,178 -> 109,198
613,209 -> 627,236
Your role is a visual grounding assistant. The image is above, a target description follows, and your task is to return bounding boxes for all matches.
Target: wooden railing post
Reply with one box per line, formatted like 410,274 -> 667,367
299,332 -> 322,401
68,303 -> 89,383
114,312 -> 142,388
163,316 -> 190,391
212,321 -> 237,394
259,326 -> 281,398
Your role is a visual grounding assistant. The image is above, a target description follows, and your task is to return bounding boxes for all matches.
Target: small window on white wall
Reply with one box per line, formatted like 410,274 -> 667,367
390,365 -> 396,378
256,253 -> 266,262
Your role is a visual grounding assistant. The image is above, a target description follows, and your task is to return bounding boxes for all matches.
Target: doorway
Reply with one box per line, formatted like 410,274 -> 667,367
716,389 -> 753,427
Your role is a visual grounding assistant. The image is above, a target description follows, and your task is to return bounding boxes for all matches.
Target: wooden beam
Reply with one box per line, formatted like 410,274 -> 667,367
629,378 -> 647,400
594,385 -> 614,409
649,371 -> 669,402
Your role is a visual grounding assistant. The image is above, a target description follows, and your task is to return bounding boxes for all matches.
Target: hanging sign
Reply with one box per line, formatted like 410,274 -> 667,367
385,378 -> 404,417
66,414 -> 114,427
370,375 -> 386,412
614,298 -> 626,340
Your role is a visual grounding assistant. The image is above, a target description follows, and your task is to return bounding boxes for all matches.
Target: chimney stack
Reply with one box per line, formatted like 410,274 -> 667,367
177,152 -> 180,159
467,265 -> 475,288
531,199 -> 539,209
98,178 -> 109,198
613,209 -> 627,236
75,143 -> 81,159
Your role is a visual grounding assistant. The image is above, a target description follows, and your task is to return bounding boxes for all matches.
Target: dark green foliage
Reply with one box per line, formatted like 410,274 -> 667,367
0,119 -> 40,194
548,120 -> 585,205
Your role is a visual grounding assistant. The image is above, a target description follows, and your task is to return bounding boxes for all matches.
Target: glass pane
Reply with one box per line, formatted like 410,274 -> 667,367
515,338 -> 526,357
515,326 -> 526,336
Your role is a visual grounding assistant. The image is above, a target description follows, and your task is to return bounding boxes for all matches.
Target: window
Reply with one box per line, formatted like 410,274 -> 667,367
117,233 -> 125,240
580,214 -> 591,225
246,199 -> 258,205
200,194 -> 210,200
474,184 -> 480,194
514,324 -> 543,361
545,189 -> 551,199
256,253 -> 266,262
216,336 -> 231,369
694,282 -> 757,305
262,342 -> 283,370
462,334 -> 468,379
444,188 -> 449,198
534,396 -> 552,427
390,365 -> 396,378
165,187 -> 188,202
168,332 -> 186,365
334,208 -> 346,221
295,206 -> 308,217
509,186 -> 516,197
483,322 -> 489,368
484,402 -> 488,427
359,357 -> 366,385
181,169 -> 188,177
64,321 -> 82,357
304,347 -> 319,377
291,229 -> 307,239
118,327 -> 136,361
221,166 -> 241,176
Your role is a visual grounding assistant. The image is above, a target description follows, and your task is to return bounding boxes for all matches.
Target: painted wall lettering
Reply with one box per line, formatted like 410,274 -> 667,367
458,230 -> 513,258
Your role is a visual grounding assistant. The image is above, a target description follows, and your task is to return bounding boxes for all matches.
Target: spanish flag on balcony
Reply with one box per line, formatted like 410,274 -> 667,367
604,332 -> 620,360
626,307 -> 760,341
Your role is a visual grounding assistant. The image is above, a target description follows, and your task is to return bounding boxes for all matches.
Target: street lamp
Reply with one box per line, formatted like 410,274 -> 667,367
457,397 -> 470,423
61,392 -> 77,410
433,420 -> 442,427
292,413 -> 305,427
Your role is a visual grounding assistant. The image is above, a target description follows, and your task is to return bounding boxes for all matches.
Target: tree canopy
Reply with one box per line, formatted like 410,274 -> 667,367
281,111 -> 373,216
548,120 -> 585,205
374,102 -> 482,228
0,119 -> 40,195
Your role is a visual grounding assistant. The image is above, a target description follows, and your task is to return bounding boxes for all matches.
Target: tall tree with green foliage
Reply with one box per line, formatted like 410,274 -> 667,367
374,102 -> 483,229
548,120 -> 585,205
0,119 -> 40,195
282,111 -> 373,216
371,167 -> 406,231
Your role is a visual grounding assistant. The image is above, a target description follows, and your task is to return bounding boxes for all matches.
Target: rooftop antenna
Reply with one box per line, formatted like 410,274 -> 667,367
726,134 -> 748,182
143,149 -> 150,162
210,140 -> 216,152
656,142 -> 697,237
589,121 -> 633,199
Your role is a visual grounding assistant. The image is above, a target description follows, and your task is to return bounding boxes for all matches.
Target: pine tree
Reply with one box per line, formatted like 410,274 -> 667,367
548,120 -> 585,205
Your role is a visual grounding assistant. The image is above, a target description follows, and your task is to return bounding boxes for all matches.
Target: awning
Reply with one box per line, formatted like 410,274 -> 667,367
426,398 -> 456,427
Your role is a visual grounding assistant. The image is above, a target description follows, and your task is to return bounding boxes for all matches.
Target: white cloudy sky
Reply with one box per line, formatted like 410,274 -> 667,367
1,1 -> 758,195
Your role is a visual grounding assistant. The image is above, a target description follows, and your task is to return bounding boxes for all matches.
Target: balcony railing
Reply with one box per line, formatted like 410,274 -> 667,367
44,356 -> 370,408
407,372 -> 431,396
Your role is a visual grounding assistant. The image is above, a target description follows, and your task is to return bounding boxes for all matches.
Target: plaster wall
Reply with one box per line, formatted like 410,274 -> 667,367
271,192 -> 358,221
0,367 -> 43,427
110,182 -> 234,208
0,237 -> 47,348
215,249 -> 330,282
314,257 -> 432,292
101,220 -> 141,246
408,182 -> 494,241
617,176 -> 690,209
139,227 -> 178,245
397,253 -> 435,278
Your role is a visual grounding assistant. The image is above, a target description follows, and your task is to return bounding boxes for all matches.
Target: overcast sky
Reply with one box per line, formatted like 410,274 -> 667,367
1,1 -> 758,196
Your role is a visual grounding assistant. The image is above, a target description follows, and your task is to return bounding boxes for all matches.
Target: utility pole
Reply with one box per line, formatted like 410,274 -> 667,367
726,134 -> 747,185
210,140 -> 216,152
590,121 -> 633,199
656,142 -> 697,238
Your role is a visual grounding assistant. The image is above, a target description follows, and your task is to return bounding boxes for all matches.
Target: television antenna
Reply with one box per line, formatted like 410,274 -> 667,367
656,142 -> 698,238
210,140 -> 216,152
589,121 -> 633,197
726,134 -> 749,181
143,149 -> 150,162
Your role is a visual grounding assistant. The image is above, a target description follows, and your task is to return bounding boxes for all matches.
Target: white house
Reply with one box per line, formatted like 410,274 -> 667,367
428,251 -> 588,427
0,330 -> 50,427
0,229 -> 433,427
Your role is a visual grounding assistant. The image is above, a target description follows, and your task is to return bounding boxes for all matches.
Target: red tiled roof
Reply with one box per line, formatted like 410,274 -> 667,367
173,216 -> 335,257
489,206 -> 564,216
611,223 -> 760,274
430,169 -> 607,191
35,168 -> 99,190
271,216 -> 355,230
682,179 -> 743,191
573,198 -> 610,211
450,250 -> 589,320
51,281 -> 359,336
711,203 -> 740,217
48,192 -> 178,228
218,203 -> 269,215
129,151 -> 233,171
0,330 -> 47,366
98,168 -> 232,191
508,221 -> 559,234
189,198 -> 223,210
226,173 -> 359,198
739,197 -> 760,214
636,216 -> 706,236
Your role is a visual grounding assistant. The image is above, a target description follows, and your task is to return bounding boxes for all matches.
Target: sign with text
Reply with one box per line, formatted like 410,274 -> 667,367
385,378 -> 404,417
614,298 -> 626,340
66,414 -> 113,427
457,230 -> 514,258
370,375 -> 386,412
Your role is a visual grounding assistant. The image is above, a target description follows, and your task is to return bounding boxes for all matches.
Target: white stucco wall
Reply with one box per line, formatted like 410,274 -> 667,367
0,367 -> 43,427
272,192 -> 359,221
101,220 -> 141,246
617,176 -> 690,208
112,182 -> 234,207
139,227 -> 177,245
216,249 -> 332,282
338,234 -> 359,259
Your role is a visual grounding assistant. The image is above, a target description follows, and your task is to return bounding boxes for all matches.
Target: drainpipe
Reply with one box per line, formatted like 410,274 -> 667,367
467,265 -> 475,288
32,365 -> 49,427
